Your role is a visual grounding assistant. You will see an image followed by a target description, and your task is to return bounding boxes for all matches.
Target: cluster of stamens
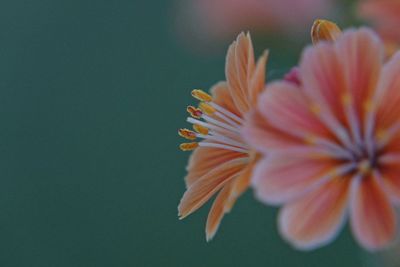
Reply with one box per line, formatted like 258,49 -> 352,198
179,89 -> 249,154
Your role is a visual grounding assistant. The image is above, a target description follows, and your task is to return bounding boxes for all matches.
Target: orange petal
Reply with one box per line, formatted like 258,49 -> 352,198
252,155 -> 339,205
278,177 -> 350,250
224,161 -> 254,212
178,158 -> 247,219
350,174 -> 396,251
205,180 -> 235,241
210,81 -> 241,118
248,50 -> 268,105
185,146 -> 244,187
225,32 -> 254,114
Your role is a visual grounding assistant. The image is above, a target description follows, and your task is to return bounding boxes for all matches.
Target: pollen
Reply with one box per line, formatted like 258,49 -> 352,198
310,103 -> 321,115
191,89 -> 213,102
341,93 -> 352,106
193,124 -> 209,135
358,159 -> 371,175
187,106 -> 203,119
199,102 -> 216,115
363,99 -> 374,112
179,142 -> 199,151
376,129 -> 388,142
178,128 -> 197,140
304,134 -> 317,145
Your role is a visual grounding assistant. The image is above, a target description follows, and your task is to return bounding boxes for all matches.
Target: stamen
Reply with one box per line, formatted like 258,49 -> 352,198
178,128 -> 197,140
199,102 -> 216,115
187,106 -> 203,119
193,124 -> 209,135
357,159 -> 371,175
187,117 -> 241,137
180,142 -> 198,151
191,89 -> 213,102
199,142 -> 248,153
209,102 -> 244,124
202,114 -> 241,134
197,133 -> 248,149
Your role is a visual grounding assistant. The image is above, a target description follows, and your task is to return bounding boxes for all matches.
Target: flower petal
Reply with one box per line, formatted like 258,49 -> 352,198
225,32 -> 259,114
350,174 -> 396,251
179,158 -> 247,219
278,177 -> 350,250
251,155 -> 339,205
336,28 -> 383,118
248,50 -> 268,105
242,109 -> 304,154
373,52 -> 400,131
258,81 -> 332,143
210,81 -> 241,118
185,147 -> 245,187
205,180 -> 234,241
300,41 -> 348,127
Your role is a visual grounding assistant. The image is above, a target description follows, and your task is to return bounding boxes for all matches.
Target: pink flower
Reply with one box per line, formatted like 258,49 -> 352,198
359,0 -> 400,55
243,28 -> 400,251
359,0 -> 400,41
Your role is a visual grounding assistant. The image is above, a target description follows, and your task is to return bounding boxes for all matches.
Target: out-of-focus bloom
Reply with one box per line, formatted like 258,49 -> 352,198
175,0 -> 336,48
359,0 -> 400,55
178,33 -> 268,240
244,28 -> 400,251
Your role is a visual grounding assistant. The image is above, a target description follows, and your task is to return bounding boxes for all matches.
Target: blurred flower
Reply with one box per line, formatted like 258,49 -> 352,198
359,0 -> 400,55
175,0 -> 337,49
178,33 -> 268,240
244,28 -> 400,251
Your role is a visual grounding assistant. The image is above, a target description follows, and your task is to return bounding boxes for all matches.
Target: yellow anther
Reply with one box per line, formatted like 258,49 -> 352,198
178,128 -> 197,140
311,19 -> 342,44
199,102 -> 216,115
304,134 -> 317,145
310,103 -> 321,115
179,142 -> 199,151
358,159 -> 371,175
341,93 -> 352,106
376,129 -> 388,142
187,106 -> 203,119
191,89 -> 213,102
193,124 -> 209,135
363,100 -> 374,112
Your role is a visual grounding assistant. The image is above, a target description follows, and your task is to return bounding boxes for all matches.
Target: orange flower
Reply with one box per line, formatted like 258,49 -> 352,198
244,28 -> 400,251
178,32 -> 268,240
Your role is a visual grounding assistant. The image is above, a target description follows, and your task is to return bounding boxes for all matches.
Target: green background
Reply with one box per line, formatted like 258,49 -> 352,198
0,0 -> 385,266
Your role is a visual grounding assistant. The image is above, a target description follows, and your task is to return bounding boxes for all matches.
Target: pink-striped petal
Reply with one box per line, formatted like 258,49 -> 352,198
350,174 -> 396,251
300,42 -> 348,126
278,177 -> 350,250
374,52 -> 400,131
336,28 -> 383,118
258,81 -> 332,142
251,155 -> 340,205
242,109 -> 304,154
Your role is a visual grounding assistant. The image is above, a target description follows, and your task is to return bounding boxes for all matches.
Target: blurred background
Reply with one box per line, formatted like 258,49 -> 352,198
0,0 -> 394,266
